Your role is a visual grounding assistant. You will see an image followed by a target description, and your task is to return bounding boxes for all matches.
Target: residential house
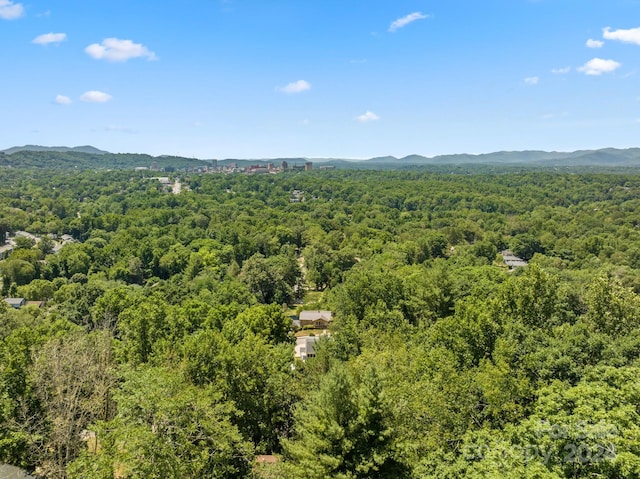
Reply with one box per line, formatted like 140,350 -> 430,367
294,335 -> 321,361
501,250 -> 528,270
15,231 -> 39,243
290,189 -> 304,203
4,298 -> 26,309
52,234 -> 77,254
0,244 -> 13,260
298,310 -> 333,329
156,177 -> 172,186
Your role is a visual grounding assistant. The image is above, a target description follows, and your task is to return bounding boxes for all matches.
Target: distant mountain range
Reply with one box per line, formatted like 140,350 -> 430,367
355,148 -> 640,167
1,145 -> 110,155
2,145 -> 640,170
221,148 -> 640,169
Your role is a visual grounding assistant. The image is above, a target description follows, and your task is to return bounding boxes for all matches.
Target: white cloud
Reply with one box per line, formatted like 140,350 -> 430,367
578,57 -> 621,76
551,66 -> 571,74
355,111 -> 380,123
524,76 -> 539,85
85,38 -> 156,62
279,80 -> 311,94
80,90 -> 112,103
54,94 -> 71,105
603,26 -> 640,46
32,32 -> 67,45
0,0 -> 24,19
586,38 -> 604,48
389,12 -> 429,32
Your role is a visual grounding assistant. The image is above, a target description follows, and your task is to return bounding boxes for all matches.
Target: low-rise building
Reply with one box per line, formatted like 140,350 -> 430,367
294,335 -> 324,361
298,310 -> 333,329
501,250 -> 528,270
0,244 -> 13,260
4,298 -> 26,309
15,231 -> 39,243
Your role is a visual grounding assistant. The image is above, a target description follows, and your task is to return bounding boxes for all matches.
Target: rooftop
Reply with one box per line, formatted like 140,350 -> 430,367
299,310 -> 333,321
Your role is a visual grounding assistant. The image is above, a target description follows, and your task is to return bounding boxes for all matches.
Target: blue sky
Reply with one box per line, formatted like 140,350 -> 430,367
2,0 -> 640,159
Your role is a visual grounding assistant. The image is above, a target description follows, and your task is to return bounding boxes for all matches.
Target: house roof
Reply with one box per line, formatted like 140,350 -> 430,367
296,335 -> 321,346
294,335 -> 323,359
299,310 -> 332,322
4,298 -> 26,306
500,250 -> 528,268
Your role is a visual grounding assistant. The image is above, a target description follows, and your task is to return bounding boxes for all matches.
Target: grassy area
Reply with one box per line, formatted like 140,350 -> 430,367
302,290 -> 324,305
284,290 -> 325,317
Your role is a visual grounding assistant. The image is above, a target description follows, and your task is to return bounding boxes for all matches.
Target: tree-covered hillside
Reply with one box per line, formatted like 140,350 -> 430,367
0,150 -> 209,171
2,168 -> 640,477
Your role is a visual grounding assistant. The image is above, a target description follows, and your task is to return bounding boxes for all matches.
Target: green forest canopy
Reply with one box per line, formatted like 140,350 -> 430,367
2,168 -> 640,477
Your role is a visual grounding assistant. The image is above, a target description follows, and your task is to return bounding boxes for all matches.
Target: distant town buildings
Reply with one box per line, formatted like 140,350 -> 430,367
245,165 -> 270,175
125,157 -> 330,175
189,160 -> 317,175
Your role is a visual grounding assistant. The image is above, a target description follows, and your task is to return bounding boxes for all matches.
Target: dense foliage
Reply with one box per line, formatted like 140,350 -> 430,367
2,168 -> 640,477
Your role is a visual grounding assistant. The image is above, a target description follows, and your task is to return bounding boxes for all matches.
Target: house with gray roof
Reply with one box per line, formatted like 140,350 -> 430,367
0,244 -> 13,260
501,250 -> 528,270
298,310 -> 333,329
4,298 -> 26,309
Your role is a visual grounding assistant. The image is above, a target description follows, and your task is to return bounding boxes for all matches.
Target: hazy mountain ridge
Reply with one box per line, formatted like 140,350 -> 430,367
382,148 -> 640,165
0,150 -> 207,170
1,145 -> 110,155
3,146 -> 640,170
222,148 -> 640,167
